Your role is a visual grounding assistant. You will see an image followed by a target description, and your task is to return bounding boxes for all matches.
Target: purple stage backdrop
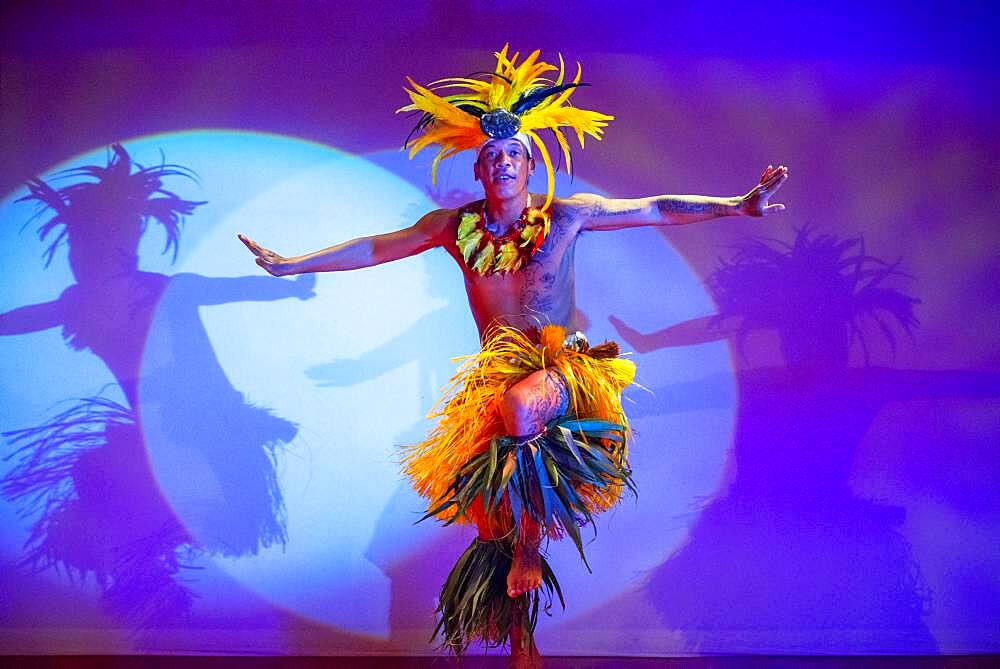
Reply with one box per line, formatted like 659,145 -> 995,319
1,1 -> 998,658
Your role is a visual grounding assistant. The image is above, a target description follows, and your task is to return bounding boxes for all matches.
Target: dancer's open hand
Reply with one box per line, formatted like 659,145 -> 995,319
739,164 -> 788,217
239,234 -> 296,276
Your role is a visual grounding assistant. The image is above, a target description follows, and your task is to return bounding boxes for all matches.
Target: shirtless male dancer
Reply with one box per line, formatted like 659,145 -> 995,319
240,47 -> 787,668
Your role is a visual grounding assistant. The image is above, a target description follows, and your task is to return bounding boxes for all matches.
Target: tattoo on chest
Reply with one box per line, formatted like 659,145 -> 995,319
520,269 -> 556,312
521,206 -> 578,313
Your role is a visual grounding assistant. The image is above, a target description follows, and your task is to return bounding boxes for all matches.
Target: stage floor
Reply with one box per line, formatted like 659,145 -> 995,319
4,656 -> 996,668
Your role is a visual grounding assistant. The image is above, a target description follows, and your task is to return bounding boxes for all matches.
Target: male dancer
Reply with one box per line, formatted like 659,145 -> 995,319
240,46 -> 787,667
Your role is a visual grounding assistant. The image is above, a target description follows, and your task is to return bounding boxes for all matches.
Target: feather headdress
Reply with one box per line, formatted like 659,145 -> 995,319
398,45 -> 614,211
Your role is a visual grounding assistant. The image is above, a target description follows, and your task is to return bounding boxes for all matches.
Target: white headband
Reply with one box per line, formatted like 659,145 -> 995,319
478,132 -> 533,159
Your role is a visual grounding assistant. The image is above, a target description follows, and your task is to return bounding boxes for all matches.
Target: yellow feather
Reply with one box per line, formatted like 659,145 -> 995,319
457,211 -> 480,238
512,50 -> 542,92
523,129 -> 555,211
552,127 -> 572,175
429,77 -> 491,90
549,62 -> 583,109
495,44 -> 512,73
471,242 -> 496,274
522,106 -> 613,146
554,53 -> 566,87
402,77 -> 479,127
429,149 -> 446,184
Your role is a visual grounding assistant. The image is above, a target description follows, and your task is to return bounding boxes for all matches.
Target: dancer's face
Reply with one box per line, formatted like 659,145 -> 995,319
474,138 -> 534,200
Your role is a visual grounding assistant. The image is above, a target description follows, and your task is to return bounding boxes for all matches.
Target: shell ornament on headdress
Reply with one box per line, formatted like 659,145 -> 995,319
398,45 -> 614,274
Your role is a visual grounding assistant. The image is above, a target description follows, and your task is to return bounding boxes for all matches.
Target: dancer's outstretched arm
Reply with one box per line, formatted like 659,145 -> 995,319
239,209 -> 452,276
567,164 -> 788,231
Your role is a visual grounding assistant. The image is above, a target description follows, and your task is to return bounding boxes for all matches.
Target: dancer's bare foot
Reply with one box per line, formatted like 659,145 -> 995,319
507,538 -> 543,598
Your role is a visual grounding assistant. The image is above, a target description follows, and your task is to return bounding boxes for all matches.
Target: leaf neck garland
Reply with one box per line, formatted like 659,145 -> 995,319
456,201 -> 551,275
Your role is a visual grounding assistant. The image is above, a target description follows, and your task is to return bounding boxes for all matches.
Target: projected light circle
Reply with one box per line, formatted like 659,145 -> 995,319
0,132 -> 734,641
123,131 -> 457,637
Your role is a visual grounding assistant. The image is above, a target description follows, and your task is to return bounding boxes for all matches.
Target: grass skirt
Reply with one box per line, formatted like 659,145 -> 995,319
403,325 -> 636,652
403,324 -> 636,533
435,537 -> 563,654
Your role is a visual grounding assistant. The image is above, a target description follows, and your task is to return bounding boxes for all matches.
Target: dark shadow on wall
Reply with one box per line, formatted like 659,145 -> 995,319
0,145 -> 311,629
306,186 -> 476,644
599,227 -> 1000,652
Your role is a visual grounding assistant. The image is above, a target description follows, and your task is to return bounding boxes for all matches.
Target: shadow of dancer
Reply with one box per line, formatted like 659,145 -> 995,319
608,227 -> 1000,652
307,189 -> 476,644
1,144 -> 314,628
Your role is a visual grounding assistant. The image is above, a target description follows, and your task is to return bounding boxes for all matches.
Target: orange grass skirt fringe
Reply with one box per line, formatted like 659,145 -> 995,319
401,324 -> 636,529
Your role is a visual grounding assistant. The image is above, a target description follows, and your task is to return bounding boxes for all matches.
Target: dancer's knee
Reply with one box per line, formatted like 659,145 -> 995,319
500,369 -> 569,438
500,387 -> 536,437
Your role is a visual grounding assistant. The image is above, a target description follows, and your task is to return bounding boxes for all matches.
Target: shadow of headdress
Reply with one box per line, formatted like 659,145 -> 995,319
708,225 -> 920,364
18,143 -> 205,267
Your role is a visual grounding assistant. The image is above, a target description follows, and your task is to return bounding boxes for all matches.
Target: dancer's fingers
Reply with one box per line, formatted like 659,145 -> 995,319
763,167 -> 787,190
766,170 -> 789,192
239,234 -> 264,256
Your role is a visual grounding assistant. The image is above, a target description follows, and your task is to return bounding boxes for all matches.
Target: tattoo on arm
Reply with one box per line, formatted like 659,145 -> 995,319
550,205 -> 576,231
581,194 -> 730,219
592,202 -> 647,217
575,191 -> 738,231
656,198 -> 733,217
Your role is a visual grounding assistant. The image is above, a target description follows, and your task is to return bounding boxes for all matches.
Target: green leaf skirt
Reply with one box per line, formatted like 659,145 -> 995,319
429,414 -> 634,653
435,536 -> 563,654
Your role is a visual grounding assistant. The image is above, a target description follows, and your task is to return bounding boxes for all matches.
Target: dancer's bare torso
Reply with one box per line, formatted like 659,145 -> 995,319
435,194 -> 582,340
239,162 -> 787,341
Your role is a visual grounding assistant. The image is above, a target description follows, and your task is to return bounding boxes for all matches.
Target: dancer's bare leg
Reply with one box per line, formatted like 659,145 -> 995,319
499,368 -> 568,668
507,512 -> 542,597
468,509 -> 540,668
509,602 -> 543,669
507,513 -> 543,669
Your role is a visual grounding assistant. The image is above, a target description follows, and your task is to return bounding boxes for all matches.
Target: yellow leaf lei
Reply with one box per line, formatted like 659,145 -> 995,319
456,204 -> 551,276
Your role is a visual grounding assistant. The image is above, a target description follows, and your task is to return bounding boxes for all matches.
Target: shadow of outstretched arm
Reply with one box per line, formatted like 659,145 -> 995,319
609,314 -> 738,353
174,272 -> 316,306
0,298 -> 65,336
306,308 -> 449,387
